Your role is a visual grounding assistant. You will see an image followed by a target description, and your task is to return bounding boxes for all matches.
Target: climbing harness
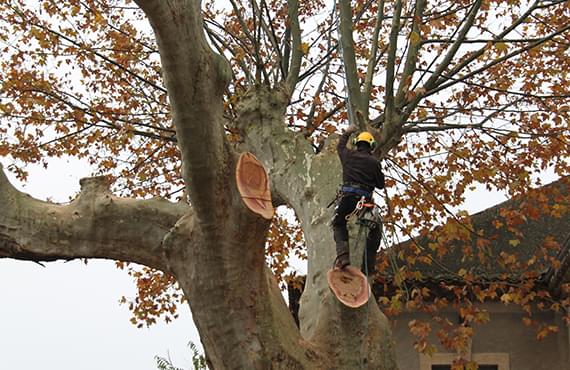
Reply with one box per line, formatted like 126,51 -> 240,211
344,195 -> 380,224
327,184 -> 371,209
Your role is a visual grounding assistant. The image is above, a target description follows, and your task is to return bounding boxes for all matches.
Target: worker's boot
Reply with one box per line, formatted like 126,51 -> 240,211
334,240 -> 350,269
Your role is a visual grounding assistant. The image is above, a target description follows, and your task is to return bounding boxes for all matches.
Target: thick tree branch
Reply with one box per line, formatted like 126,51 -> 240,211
0,166 -> 189,272
133,0 -> 232,227
339,0 -> 366,124
285,0 -> 302,97
384,0 -> 403,120
129,5 -> 315,367
394,0 -> 426,107
364,0 -> 386,109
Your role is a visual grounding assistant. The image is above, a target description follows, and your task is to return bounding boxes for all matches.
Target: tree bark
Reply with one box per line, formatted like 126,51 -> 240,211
236,85 -> 398,369
0,166 -> 187,271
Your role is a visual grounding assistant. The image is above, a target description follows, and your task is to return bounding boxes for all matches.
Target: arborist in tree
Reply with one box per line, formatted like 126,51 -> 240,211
332,124 -> 385,273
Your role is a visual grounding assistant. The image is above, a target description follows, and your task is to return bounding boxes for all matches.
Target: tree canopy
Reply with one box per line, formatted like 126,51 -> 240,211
0,0 -> 569,368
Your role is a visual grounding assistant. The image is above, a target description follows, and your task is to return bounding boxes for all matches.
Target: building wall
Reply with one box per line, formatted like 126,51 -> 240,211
390,303 -> 569,370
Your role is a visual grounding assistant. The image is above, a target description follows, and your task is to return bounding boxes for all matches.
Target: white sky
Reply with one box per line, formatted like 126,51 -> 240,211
0,157 -> 200,370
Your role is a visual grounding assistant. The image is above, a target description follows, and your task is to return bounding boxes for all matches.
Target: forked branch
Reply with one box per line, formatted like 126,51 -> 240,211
0,166 -> 189,272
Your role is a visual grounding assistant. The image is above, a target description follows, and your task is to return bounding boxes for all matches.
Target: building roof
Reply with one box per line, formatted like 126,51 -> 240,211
375,177 -> 570,290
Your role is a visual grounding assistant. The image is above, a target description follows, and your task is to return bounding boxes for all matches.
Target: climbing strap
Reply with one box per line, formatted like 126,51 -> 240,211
341,185 -> 372,198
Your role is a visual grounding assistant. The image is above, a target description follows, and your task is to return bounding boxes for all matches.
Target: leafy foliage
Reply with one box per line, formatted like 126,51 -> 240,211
116,262 -> 184,328
265,207 -> 307,289
155,341 -> 208,370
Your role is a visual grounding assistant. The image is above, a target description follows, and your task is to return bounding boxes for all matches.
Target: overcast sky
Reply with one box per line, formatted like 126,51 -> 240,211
0,157 -> 200,370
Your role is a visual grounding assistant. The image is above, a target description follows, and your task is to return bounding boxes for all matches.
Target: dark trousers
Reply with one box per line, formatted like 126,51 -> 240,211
332,193 -> 381,274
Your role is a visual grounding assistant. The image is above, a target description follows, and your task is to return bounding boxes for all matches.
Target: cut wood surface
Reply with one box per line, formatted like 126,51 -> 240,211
327,266 -> 370,308
236,152 -> 274,220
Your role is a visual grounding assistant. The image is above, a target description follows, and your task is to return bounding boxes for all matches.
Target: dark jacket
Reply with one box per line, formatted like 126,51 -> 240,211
337,132 -> 385,191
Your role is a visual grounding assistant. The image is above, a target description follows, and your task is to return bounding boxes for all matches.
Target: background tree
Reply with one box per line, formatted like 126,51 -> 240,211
0,0 -> 568,369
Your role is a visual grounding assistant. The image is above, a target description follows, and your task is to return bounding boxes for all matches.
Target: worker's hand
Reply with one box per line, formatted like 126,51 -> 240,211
345,124 -> 358,134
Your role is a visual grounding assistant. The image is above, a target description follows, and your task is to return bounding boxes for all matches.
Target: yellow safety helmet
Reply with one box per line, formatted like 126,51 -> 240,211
353,131 -> 376,150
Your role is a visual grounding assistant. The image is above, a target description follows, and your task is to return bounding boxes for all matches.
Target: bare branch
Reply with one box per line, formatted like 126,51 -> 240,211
364,0 -> 386,110
404,98 -> 522,133
258,0 -> 285,80
415,68 -> 570,99
422,37 -> 555,45
304,7 -> 338,134
14,12 -> 167,94
305,69 -> 330,135
426,0 -> 548,93
420,0 -> 482,95
22,88 -> 177,143
204,21 -> 253,82
285,0 -> 302,97
394,0 -> 426,107
227,0 -> 257,50
428,22 -> 570,98
384,0 -> 403,120
338,0 -> 365,124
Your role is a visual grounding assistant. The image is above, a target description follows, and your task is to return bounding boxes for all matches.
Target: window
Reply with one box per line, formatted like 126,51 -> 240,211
431,366 -> 451,370
431,366 -> 498,370
420,353 -> 509,370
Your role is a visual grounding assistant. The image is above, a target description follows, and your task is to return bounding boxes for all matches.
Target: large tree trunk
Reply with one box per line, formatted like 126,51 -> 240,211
236,86 -> 398,369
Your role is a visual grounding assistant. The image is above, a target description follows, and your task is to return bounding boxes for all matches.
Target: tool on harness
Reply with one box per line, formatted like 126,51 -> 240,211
355,198 -> 381,229
344,195 -> 379,224
327,189 -> 343,209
